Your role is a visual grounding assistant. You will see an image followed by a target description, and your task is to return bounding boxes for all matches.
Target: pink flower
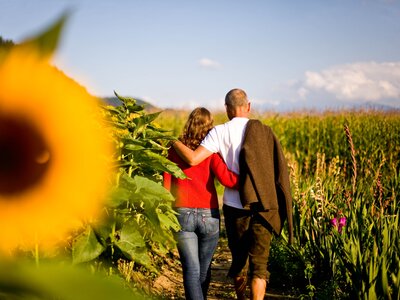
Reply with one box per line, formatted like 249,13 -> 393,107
330,216 -> 347,233
338,217 -> 347,233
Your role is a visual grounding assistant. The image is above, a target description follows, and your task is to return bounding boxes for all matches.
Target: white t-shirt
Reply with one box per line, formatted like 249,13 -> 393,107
200,117 -> 249,209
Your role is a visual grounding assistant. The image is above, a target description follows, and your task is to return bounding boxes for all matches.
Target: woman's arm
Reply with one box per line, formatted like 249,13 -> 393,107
210,153 -> 239,189
173,141 -> 212,166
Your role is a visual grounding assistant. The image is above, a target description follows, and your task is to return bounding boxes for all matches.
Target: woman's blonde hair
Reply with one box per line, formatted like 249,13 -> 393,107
179,107 -> 214,150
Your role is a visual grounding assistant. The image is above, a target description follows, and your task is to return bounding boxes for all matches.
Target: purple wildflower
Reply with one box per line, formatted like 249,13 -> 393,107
338,217 -> 347,233
330,216 -> 347,233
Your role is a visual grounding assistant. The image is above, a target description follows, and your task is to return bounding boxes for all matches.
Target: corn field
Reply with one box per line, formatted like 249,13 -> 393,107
157,108 -> 400,299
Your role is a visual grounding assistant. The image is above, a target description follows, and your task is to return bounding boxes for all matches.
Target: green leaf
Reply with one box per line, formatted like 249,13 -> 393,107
92,217 -> 115,245
147,123 -> 173,133
114,220 -> 155,271
118,172 -> 137,191
114,90 -> 136,104
123,143 -> 145,151
0,260 -> 146,300
132,117 -> 147,137
148,139 -> 169,151
115,220 -> 145,248
104,105 -> 122,114
157,210 -> 180,232
114,91 -> 145,112
135,150 -> 186,179
19,11 -> 69,58
126,102 -> 145,112
0,37 -> 14,63
134,175 -> 174,201
143,111 -> 162,124
72,225 -> 105,264
164,160 -> 187,179
105,187 -> 131,208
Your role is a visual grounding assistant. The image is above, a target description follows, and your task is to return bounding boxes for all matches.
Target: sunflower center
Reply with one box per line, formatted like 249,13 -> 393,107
0,115 -> 51,195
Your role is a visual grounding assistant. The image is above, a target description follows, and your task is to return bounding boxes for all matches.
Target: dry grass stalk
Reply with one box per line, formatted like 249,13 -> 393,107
118,259 -> 135,283
344,124 -> 357,195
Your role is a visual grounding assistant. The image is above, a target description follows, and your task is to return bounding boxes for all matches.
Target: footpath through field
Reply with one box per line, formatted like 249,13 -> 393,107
153,213 -> 297,300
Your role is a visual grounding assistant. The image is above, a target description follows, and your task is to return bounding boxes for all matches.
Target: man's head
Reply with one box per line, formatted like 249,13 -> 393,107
225,88 -> 251,120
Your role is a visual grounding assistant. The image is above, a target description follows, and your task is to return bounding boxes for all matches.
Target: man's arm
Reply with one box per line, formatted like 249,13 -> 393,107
173,141 -> 213,166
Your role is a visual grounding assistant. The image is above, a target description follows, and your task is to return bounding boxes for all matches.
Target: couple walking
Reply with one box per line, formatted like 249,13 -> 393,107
163,88 -> 293,300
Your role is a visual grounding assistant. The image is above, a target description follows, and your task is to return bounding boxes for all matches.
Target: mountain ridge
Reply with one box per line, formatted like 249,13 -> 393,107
101,96 -> 158,111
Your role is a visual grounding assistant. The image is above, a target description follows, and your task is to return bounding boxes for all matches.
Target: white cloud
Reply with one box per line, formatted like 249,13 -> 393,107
198,58 -> 222,69
297,87 -> 309,99
303,61 -> 400,102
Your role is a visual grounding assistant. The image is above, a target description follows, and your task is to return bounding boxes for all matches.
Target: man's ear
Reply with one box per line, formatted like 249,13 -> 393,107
242,102 -> 251,113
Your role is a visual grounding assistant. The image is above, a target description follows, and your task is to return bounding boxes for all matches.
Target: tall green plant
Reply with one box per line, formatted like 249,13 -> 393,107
71,92 -> 185,275
263,111 -> 400,299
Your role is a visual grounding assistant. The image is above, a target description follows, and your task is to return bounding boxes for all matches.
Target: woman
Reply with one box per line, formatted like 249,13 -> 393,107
163,107 -> 238,300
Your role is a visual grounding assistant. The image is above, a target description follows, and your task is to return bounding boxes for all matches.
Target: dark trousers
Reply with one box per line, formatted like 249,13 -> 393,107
223,204 -> 273,280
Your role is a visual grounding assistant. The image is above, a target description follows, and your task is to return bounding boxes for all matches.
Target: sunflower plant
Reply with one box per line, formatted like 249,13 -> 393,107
71,91 -> 186,277
0,13 -> 156,300
0,13 -> 116,256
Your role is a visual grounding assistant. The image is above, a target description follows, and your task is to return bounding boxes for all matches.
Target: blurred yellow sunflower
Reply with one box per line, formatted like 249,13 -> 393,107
0,48 -> 114,253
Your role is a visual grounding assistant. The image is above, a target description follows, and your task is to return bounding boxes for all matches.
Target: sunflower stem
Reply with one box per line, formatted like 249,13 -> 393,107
35,242 -> 40,267
111,210 -> 117,259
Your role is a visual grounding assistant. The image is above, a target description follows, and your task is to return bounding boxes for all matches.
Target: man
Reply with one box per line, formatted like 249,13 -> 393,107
173,88 -> 293,300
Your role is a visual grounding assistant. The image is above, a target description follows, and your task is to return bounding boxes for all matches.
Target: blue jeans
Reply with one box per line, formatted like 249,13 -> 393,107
175,208 -> 220,300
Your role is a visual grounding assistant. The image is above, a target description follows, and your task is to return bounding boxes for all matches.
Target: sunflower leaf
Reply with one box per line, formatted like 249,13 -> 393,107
106,186 -> 131,208
0,261 -> 146,299
72,225 -> 105,265
114,220 -> 156,272
157,210 -> 180,232
19,11 -> 69,58
132,151 -> 186,179
134,175 -> 174,201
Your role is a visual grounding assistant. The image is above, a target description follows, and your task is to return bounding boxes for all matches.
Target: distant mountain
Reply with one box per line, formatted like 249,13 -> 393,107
354,101 -> 400,112
252,99 -> 400,113
101,96 -> 159,111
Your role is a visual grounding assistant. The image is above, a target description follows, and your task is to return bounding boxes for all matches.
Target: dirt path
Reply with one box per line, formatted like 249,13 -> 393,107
152,197 -> 296,299
208,237 -> 237,300
152,224 -> 295,299
152,234 -> 235,299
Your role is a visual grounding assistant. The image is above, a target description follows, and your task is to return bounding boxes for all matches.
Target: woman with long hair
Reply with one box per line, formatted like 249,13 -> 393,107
163,107 -> 238,300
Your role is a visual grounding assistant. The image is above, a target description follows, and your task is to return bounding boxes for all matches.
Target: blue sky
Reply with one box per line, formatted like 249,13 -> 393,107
1,0 -> 400,111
